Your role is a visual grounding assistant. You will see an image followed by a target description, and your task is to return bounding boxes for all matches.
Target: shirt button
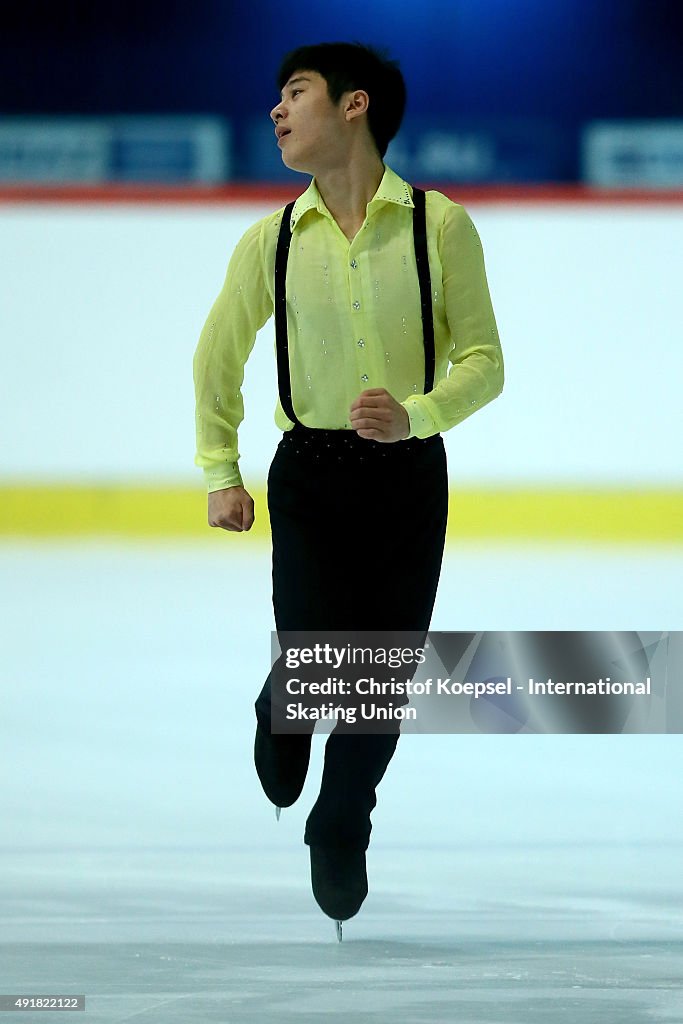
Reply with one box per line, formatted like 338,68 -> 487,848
353,301 -> 361,310
350,259 -> 358,269
357,338 -> 365,347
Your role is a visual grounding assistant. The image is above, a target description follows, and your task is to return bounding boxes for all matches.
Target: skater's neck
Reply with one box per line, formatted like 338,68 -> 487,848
312,152 -> 385,243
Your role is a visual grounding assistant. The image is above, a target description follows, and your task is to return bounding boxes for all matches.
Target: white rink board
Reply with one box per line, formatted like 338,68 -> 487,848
0,200 -> 681,485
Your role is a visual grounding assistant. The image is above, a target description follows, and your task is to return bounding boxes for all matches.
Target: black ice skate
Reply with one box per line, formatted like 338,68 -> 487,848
309,844 -> 368,938
254,722 -> 311,811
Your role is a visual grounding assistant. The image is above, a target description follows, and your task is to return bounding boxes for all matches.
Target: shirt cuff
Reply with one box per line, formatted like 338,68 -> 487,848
402,396 -> 439,439
204,462 -> 243,493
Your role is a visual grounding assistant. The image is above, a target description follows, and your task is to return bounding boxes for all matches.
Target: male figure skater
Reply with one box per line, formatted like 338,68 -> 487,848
193,42 -> 504,930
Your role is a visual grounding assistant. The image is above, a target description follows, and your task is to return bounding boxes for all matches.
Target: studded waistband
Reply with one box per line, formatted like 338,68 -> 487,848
278,423 -> 442,460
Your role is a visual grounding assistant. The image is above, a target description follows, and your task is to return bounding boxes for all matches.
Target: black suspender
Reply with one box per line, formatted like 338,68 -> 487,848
274,186 -> 435,428
274,199 -> 298,425
411,187 -> 436,394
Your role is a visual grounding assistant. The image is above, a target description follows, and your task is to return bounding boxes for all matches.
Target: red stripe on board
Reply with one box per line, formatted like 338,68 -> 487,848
0,183 -> 681,205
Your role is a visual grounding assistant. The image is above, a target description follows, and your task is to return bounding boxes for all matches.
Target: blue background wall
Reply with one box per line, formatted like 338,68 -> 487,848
3,0 -> 682,181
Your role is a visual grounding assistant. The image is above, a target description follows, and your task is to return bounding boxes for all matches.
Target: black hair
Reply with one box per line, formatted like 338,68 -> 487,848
276,41 -> 406,158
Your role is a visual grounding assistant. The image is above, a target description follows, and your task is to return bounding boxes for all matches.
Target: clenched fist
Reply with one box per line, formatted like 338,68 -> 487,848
349,388 -> 410,442
208,486 -> 254,532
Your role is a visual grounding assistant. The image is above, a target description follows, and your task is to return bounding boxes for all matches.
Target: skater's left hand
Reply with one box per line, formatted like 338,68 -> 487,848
349,388 -> 410,443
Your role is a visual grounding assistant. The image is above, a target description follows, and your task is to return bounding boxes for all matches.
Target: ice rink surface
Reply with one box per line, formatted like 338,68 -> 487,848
1,540 -> 682,1023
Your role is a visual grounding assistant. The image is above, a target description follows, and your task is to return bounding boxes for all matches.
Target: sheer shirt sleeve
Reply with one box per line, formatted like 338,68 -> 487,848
403,203 -> 504,438
193,217 -> 273,491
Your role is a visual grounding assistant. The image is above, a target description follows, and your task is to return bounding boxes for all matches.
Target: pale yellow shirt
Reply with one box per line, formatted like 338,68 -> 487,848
193,164 -> 504,492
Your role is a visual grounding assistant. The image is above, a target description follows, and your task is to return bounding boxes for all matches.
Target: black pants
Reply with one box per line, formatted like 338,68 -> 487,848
255,423 -> 448,849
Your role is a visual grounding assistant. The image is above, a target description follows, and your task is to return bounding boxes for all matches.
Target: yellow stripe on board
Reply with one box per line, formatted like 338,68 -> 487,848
1,485 -> 682,543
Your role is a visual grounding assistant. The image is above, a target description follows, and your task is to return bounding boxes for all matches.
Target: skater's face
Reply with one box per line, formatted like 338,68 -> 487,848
270,69 -> 368,173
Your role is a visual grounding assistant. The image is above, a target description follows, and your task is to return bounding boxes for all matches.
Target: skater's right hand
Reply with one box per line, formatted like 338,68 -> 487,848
207,486 -> 255,532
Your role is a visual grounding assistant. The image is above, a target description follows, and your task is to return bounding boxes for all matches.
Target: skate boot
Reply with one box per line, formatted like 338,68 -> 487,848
309,844 -> 368,922
254,722 -> 312,809
304,731 -> 399,933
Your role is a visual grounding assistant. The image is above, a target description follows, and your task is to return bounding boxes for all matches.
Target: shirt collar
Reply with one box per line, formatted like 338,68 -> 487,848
289,164 -> 414,232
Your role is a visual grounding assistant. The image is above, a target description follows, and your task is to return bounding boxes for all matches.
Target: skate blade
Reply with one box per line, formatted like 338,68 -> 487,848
275,806 -> 281,821
335,920 -> 342,942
